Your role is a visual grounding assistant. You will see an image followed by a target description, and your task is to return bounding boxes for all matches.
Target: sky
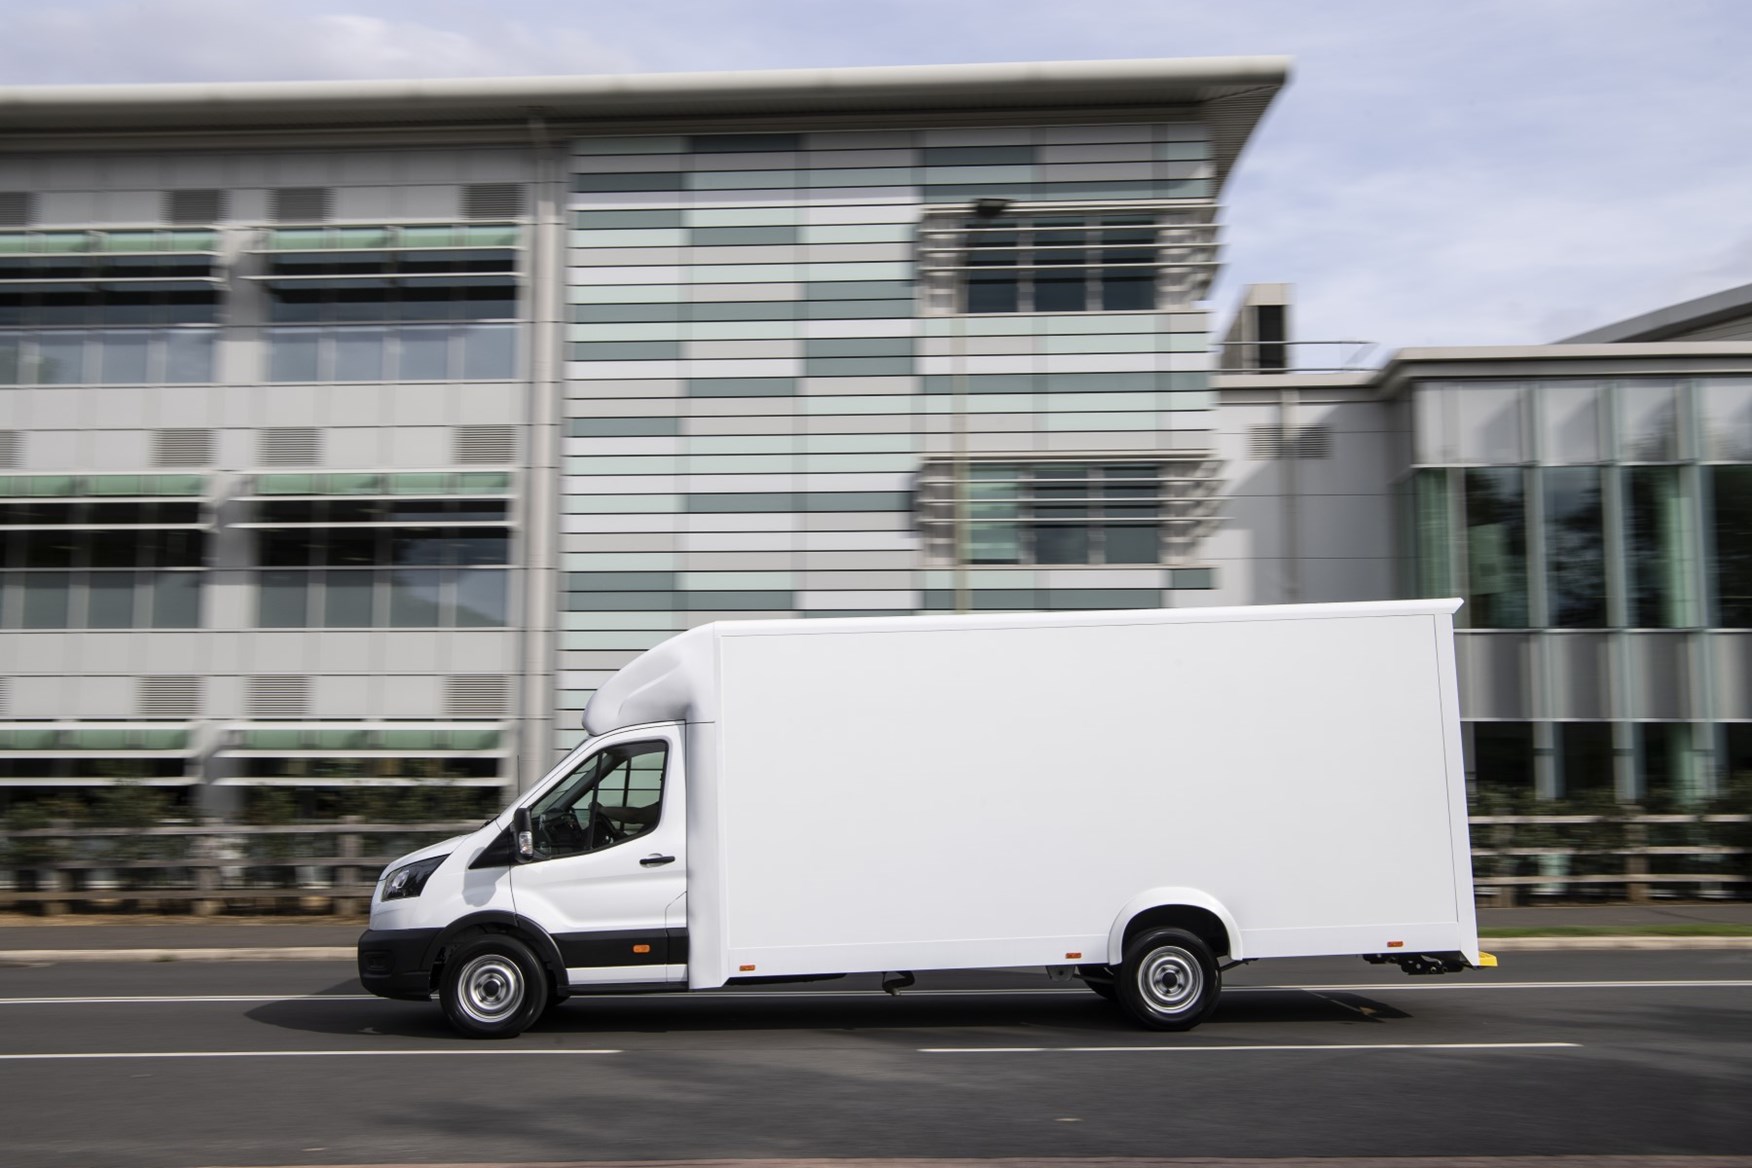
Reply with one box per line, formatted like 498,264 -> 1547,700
3,0 -> 1748,356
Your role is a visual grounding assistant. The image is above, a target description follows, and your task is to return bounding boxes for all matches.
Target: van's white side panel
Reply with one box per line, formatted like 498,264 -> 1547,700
708,610 -> 1466,979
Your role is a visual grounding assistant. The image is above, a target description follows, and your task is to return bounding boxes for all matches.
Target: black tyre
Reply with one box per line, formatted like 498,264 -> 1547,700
1116,926 -> 1220,1031
1075,963 -> 1119,1002
439,935 -> 548,1039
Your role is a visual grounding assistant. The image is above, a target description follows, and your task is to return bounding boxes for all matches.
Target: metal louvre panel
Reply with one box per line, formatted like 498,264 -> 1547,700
0,191 -> 30,227
915,454 -> 1222,567
1247,424 -> 1331,460
0,677 -> 9,717
138,676 -> 202,719
0,430 -> 19,469
454,424 -> 517,465
1292,424 -> 1333,460
271,187 -> 330,223
1247,425 -> 1281,459
165,188 -> 226,224
464,183 -> 523,220
154,428 -> 213,468
247,675 -> 310,719
446,675 -> 508,718
260,427 -> 322,467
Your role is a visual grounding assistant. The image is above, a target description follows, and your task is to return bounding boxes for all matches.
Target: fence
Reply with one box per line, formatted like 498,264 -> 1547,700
0,818 -> 477,915
1470,813 -> 1750,905
0,813 -> 1747,914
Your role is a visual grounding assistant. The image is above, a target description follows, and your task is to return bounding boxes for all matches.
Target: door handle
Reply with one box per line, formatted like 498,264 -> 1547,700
640,854 -> 676,867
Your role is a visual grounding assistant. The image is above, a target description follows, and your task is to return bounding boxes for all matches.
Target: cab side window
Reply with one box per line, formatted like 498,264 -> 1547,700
526,741 -> 667,861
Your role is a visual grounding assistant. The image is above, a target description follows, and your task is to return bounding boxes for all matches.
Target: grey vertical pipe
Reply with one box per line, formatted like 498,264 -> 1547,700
519,116 -> 563,792
952,312 -> 970,614
1279,384 -> 1300,603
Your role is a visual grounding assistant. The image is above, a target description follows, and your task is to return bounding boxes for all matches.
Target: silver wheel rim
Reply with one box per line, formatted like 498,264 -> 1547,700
1137,946 -> 1203,1015
455,953 -> 524,1025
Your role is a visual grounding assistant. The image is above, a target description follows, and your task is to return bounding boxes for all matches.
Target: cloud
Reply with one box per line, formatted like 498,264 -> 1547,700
0,0 -> 635,83
2,0 -> 1748,352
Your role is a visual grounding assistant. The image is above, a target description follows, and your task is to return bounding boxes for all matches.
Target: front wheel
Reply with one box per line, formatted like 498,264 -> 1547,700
440,935 -> 548,1039
1116,927 -> 1219,1031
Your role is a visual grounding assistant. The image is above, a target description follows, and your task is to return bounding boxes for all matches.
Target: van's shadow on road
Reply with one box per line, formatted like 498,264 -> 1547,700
245,980 -> 1412,1039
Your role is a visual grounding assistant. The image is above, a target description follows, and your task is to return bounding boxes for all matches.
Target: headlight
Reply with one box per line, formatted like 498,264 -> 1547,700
380,855 -> 447,901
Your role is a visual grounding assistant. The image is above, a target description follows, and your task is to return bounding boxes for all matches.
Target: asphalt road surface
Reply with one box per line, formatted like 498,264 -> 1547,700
0,951 -> 1747,1168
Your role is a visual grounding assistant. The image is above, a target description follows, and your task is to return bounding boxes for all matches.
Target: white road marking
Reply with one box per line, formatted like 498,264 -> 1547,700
0,1049 -> 620,1061
1238,980 -> 1752,992
919,1041 -> 1583,1054
0,980 -> 1748,1006
0,994 -> 377,1006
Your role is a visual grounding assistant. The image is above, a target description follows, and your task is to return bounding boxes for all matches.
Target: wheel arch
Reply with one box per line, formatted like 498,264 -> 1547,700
429,911 -> 567,997
1106,888 -> 1242,965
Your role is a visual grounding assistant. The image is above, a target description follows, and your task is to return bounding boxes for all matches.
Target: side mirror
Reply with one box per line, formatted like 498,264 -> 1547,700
513,807 -> 535,862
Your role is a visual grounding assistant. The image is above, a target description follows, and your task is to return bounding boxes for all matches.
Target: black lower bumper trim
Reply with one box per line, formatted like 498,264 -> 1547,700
357,927 -> 443,1000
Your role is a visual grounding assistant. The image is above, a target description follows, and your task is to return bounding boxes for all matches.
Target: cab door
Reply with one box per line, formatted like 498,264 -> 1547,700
509,724 -> 687,987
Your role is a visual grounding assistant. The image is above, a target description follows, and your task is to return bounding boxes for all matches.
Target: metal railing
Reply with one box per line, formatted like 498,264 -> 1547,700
0,813 -> 1745,914
0,818 -> 479,915
1470,813 -> 1750,904
1216,339 -> 1380,374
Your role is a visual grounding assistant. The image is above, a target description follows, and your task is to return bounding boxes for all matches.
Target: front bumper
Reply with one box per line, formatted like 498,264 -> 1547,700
357,927 -> 443,1000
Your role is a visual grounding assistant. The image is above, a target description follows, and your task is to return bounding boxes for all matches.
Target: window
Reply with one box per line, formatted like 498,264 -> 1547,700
1468,722 -> 1535,801
918,459 -> 1220,566
1464,468 -> 1528,628
226,721 -> 508,784
0,521 -> 205,630
1543,466 -> 1606,628
1710,466 -> 1752,628
255,222 -> 520,382
0,228 -> 222,386
251,497 -> 511,629
1700,378 -> 1752,462
1625,466 -> 1694,628
0,327 -> 216,386
1413,381 -> 1524,465
525,741 -> 667,861
918,203 -> 1217,314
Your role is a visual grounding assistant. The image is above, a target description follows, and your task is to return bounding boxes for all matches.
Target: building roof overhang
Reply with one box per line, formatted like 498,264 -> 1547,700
0,57 -> 1289,186
1374,342 -> 1752,398
0,57 -> 1289,132
1216,342 -> 1752,404
1560,281 -> 1752,344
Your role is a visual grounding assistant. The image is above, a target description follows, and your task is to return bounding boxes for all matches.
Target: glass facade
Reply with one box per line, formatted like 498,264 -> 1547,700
1410,375 -> 1752,806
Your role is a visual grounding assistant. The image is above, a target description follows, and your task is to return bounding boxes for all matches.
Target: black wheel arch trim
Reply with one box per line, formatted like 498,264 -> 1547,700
430,911 -> 569,998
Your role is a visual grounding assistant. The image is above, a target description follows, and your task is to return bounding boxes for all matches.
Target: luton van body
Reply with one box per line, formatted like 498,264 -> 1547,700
359,599 -> 1487,1037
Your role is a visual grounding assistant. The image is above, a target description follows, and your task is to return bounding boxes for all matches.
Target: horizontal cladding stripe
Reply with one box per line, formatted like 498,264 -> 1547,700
569,572 -> 677,590
567,185 -> 1243,211
554,927 -> 689,968
805,337 -> 916,358
920,372 -> 1211,393
920,588 -> 1162,610
567,591 -> 796,612
687,377 -> 798,397
567,417 -> 683,438
684,491 -> 912,513
804,356 -> 915,377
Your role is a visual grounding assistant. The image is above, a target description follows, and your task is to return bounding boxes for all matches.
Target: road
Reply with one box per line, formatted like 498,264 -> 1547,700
0,951 -> 1748,1167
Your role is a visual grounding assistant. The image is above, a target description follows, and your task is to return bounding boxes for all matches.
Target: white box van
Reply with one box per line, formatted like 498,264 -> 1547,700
359,599 -> 1490,1037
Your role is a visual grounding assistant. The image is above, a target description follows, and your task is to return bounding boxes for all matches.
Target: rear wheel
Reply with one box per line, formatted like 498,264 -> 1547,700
440,935 -> 548,1039
1116,927 -> 1219,1031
